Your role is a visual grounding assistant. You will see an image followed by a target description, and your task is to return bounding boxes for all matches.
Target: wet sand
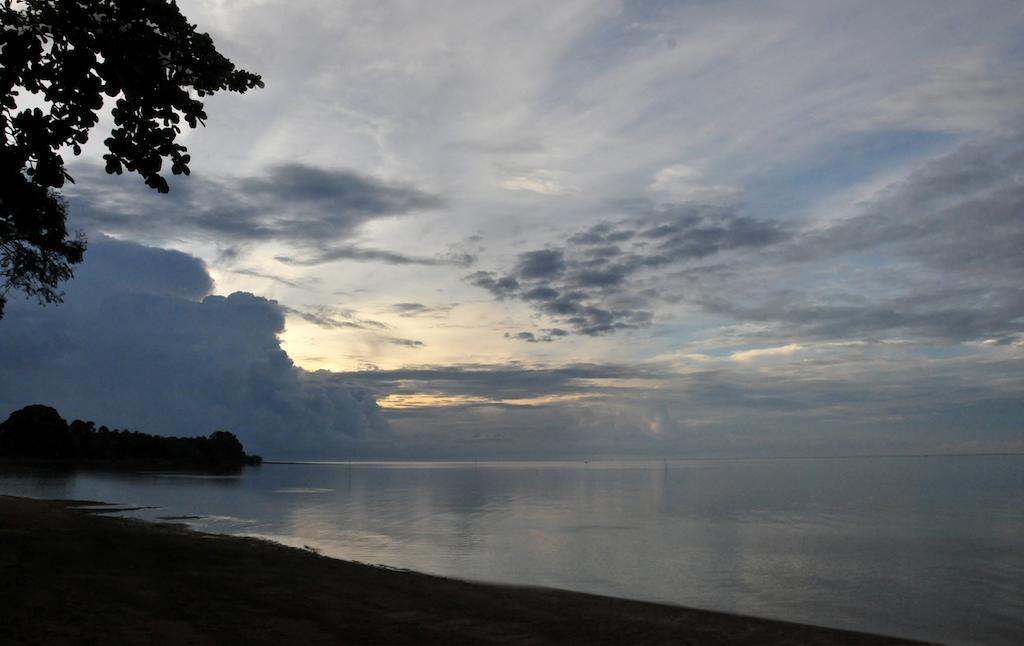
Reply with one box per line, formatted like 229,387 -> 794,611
0,495 -> 927,645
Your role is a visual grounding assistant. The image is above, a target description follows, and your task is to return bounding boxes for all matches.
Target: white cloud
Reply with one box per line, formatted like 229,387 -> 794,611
649,164 -> 740,203
730,344 -> 803,362
500,170 -> 574,195
871,49 -> 1024,131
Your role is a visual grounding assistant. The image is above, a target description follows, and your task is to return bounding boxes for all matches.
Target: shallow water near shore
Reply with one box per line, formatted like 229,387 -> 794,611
3,455 -> 1023,645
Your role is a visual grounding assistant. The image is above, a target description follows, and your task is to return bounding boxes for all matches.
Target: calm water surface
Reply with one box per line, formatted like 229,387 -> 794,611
3,456 -> 1023,645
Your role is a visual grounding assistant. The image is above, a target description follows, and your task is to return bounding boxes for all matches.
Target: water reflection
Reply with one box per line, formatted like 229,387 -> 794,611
0,464 -> 75,499
1,457 -> 1023,645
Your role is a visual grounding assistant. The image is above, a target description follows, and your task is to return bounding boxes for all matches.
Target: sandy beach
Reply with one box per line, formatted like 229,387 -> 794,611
0,495 -> 926,645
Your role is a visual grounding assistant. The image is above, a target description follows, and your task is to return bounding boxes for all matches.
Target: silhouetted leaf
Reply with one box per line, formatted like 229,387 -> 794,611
1,0 -> 262,319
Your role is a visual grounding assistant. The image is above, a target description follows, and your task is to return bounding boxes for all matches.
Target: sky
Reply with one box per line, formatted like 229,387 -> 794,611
2,0 -> 1023,459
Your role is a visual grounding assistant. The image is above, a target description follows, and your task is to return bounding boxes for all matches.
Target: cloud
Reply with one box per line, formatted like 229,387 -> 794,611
516,249 -> 567,279
801,133 -> 1024,271
274,245 -> 462,267
67,235 -> 215,300
388,302 -> 455,318
500,170 -> 574,195
386,337 -> 426,349
450,137 -> 546,155
335,352 -> 1024,458
230,268 -> 309,288
650,164 -> 740,203
343,362 -> 666,403
9,1 -> 1019,460
466,271 -> 520,299
389,302 -> 431,316
281,305 -> 388,331
0,238 -> 391,458
240,163 -> 438,216
66,162 -> 443,267
470,133 -> 1024,345
3,237 -> 1018,460
506,331 -> 544,343
469,204 -> 788,338
870,49 -> 1024,131
730,344 -> 803,362
635,204 -> 788,261
504,328 -> 570,343
706,133 -> 1024,344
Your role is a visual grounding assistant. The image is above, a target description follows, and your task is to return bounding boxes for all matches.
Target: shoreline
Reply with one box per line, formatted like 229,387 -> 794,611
0,495 -> 927,645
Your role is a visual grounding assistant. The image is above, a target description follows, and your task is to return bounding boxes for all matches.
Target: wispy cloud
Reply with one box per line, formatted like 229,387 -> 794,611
388,302 -> 456,318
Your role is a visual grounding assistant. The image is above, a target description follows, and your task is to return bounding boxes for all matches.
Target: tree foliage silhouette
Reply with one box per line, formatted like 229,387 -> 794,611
0,403 -> 262,466
1,0 -> 262,318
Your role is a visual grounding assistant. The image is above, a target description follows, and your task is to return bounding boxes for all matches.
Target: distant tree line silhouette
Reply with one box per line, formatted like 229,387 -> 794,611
0,404 -> 261,467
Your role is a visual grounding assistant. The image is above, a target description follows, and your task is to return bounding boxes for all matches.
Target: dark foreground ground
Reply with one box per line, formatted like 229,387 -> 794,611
0,495 -> 927,645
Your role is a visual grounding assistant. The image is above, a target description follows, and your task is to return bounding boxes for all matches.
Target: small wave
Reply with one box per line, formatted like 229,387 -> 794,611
170,515 -> 255,527
151,473 -> 242,480
574,524 -> 635,532
274,487 -> 334,494
199,515 -> 255,523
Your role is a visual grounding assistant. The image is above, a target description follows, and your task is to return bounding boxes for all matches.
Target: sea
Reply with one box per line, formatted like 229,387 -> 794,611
2,455 -> 1022,645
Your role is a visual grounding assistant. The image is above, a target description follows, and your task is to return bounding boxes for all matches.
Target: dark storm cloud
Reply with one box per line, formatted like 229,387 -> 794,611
466,271 -> 520,298
469,205 -> 787,338
73,235 -> 215,300
516,249 -> 567,279
66,162 -> 444,267
523,286 -> 560,301
0,239 -> 392,458
572,266 -> 629,288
